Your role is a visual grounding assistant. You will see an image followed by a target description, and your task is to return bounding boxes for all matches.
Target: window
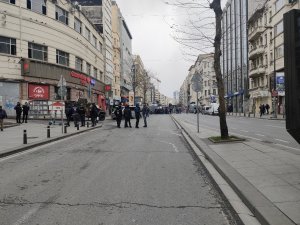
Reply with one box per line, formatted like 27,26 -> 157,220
275,0 -> 284,13
27,0 -> 46,15
98,42 -> 102,53
86,63 -> 91,75
92,35 -> 96,47
213,89 -> 216,95
85,28 -> 91,41
75,57 -> 83,71
74,18 -> 82,33
93,68 -> 97,78
275,45 -> 284,59
0,36 -> 16,55
28,43 -> 47,61
56,50 -> 69,66
0,0 -> 15,4
55,6 -> 68,25
275,20 -> 283,35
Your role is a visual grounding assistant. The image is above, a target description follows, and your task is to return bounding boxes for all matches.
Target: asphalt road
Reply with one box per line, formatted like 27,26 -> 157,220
176,113 -> 300,153
0,115 -> 240,225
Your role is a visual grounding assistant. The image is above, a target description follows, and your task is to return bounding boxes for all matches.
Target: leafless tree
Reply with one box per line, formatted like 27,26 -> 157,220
166,0 -> 229,139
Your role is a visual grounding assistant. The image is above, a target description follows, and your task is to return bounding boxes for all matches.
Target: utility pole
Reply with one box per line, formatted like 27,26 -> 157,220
131,64 -> 136,106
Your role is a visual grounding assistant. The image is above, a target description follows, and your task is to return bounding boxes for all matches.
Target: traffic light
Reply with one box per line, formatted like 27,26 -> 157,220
284,10 -> 300,144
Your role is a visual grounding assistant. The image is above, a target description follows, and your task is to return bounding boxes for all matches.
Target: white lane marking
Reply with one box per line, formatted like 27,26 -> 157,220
266,125 -> 284,129
171,132 -> 182,136
275,138 -> 289,143
240,130 -> 249,133
275,143 -> 300,151
159,141 -> 179,153
12,207 -> 40,225
255,134 -> 265,137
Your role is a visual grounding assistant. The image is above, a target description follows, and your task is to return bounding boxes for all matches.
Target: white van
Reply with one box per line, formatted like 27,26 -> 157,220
208,103 -> 219,115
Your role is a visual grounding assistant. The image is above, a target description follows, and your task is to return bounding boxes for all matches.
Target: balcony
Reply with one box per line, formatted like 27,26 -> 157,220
248,26 -> 265,41
249,86 -> 270,98
120,80 -> 132,91
249,65 -> 266,78
249,45 -> 265,60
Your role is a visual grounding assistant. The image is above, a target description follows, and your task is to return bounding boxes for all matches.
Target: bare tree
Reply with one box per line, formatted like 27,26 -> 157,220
136,69 -> 153,104
167,0 -> 229,139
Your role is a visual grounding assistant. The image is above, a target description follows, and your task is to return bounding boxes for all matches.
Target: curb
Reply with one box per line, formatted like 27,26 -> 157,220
171,116 -> 295,225
0,124 -> 102,159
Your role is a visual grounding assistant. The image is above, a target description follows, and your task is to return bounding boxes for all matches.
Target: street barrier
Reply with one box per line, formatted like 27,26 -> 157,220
47,126 -> 50,138
23,130 -> 27,144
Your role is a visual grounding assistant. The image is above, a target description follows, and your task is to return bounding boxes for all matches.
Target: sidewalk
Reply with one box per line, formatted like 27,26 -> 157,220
173,115 -> 300,225
226,112 -> 285,120
0,119 -> 102,157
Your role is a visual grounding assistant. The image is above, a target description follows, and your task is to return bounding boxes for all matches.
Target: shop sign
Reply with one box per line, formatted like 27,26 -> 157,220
105,85 -> 111,92
276,72 -> 285,96
28,84 -> 49,100
70,71 -> 95,86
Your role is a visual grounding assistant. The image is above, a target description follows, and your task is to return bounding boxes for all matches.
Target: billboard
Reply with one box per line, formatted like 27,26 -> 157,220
276,72 -> 285,96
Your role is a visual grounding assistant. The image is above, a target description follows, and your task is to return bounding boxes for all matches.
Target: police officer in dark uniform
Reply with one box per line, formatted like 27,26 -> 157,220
114,105 -> 122,128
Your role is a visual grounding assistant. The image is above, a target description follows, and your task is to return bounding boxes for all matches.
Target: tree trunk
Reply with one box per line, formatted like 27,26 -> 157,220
210,0 -> 229,139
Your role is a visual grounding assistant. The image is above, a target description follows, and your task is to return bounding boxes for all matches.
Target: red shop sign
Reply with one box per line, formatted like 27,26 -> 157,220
28,84 -> 49,100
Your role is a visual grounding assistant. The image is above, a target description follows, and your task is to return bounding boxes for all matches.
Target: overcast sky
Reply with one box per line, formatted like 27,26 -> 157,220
115,0 -> 226,98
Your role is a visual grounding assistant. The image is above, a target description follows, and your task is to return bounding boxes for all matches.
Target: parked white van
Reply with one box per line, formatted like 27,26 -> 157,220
208,103 -> 219,115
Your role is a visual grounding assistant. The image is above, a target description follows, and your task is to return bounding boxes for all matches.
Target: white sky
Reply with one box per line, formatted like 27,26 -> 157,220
115,0 -> 226,98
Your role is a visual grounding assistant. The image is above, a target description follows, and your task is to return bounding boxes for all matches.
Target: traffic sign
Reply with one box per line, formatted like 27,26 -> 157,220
57,75 -> 66,87
191,73 -> 202,92
58,86 -> 67,97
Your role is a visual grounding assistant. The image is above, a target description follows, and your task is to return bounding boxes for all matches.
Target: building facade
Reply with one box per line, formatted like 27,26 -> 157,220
221,0 -> 248,113
0,0 -> 106,117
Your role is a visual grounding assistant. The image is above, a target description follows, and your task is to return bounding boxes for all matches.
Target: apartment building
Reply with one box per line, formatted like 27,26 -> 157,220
111,1 -> 121,101
248,0 -> 300,115
0,0 -> 106,117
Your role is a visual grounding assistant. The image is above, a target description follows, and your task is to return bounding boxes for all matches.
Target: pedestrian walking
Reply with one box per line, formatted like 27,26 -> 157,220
22,102 -> 30,123
259,104 -> 264,117
14,102 -> 22,123
265,103 -> 270,114
124,104 -> 132,128
78,105 -> 86,127
90,103 -> 98,127
134,103 -> 141,128
142,103 -> 150,127
114,105 -> 123,128
65,104 -> 74,126
72,107 -> 80,127
0,106 -> 8,131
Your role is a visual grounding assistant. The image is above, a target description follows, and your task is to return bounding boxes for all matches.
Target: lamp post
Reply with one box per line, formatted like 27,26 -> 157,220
131,64 -> 136,106
265,25 -> 277,118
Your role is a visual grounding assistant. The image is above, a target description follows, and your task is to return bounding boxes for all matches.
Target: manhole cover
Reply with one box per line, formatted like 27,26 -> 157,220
27,137 -> 38,139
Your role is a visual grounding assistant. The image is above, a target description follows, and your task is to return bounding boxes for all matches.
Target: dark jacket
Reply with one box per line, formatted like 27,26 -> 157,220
114,107 -> 123,119
0,109 -> 7,119
22,105 -> 30,114
14,104 -> 22,115
134,105 -> 141,119
90,105 -> 98,118
78,107 -> 85,116
142,106 -> 149,117
124,106 -> 131,119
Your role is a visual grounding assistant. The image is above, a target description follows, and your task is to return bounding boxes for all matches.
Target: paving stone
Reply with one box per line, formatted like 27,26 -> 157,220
275,201 -> 300,224
258,185 -> 300,202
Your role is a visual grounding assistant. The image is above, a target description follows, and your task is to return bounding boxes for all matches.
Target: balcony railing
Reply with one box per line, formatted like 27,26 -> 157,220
249,65 -> 266,78
249,45 -> 265,59
249,26 -> 265,41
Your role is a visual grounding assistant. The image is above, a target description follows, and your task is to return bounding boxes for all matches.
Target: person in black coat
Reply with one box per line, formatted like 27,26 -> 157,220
90,103 -> 98,127
114,105 -> 123,128
14,102 -> 22,123
78,105 -> 86,127
124,104 -> 132,128
134,103 -> 141,128
65,105 -> 74,126
22,102 -> 30,123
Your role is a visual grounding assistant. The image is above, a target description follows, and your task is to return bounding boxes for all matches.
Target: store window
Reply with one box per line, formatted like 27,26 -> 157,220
75,57 -> 83,71
0,0 -> 15,3
86,63 -> 91,76
54,87 -> 71,100
56,50 -> 69,66
28,42 -> 47,61
27,0 -> 46,15
0,36 -> 16,55
55,6 -> 68,25
74,17 -> 81,33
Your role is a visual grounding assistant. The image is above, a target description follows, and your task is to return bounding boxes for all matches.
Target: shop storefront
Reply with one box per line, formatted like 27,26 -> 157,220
0,82 -> 20,116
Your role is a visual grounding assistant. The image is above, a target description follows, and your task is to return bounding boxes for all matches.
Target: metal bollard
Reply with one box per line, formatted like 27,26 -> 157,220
87,122 -> 89,128
77,124 -> 79,130
23,130 -> 27,144
64,125 -> 67,134
47,126 -> 50,138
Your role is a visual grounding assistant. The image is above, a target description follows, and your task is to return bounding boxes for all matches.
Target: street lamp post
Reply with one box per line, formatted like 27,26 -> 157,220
265,25 -> 277,118
131,64 -> 136,106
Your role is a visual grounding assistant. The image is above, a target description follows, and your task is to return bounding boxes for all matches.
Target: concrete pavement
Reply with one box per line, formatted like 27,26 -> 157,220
173,114 -> 300,225
0,119 -> 102,157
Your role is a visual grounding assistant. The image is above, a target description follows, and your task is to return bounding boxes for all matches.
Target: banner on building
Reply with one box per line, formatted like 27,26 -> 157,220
28,84 -> 49,100
276,72 -> 285,96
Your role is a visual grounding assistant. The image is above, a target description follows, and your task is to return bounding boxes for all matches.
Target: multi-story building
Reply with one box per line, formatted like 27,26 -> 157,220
248,0 -> 299,115
221,0 -> 248,113
132,55 -> 145,104
173,91 -> 180,105
111,1 -> 121,101
74,0 -> 114,101
0,0 -> 106,117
